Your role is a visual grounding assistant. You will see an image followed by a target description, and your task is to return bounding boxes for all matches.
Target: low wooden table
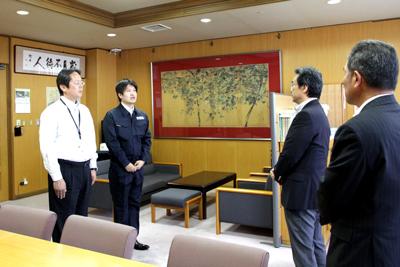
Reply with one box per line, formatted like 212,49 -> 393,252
168,171 -> 236,219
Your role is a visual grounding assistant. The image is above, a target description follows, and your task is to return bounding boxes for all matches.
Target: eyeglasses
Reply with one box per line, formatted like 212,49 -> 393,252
71,80 -> 85,86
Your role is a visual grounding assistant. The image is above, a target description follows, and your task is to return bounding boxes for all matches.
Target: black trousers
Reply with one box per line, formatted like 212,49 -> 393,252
48,159 -> 91,242
109,166 -> 144,233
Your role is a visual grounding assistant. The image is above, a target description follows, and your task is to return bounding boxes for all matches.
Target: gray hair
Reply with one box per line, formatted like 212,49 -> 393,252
347,40 -> 398,90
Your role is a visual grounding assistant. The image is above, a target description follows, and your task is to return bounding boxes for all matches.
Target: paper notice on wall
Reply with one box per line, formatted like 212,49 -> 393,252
15,88 -> 31,113
46,86 -> 60,106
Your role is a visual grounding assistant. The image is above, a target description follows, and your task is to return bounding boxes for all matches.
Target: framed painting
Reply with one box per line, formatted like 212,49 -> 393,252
15,45 -> 86,77
151,51 -> 281,139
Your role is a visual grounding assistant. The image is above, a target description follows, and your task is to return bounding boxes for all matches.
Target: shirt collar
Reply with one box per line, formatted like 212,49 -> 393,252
60,96 -> 79,110
294,98 -> 317,114
354,93 -> 393,116
121,102 -> 135,116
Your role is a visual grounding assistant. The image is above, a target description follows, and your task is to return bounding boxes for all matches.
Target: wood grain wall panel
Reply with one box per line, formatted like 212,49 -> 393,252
0,66 -> 9,201
0,36 -> 9,64
86,49 -> 117,145
10,38 -> 86,198
117,19 -> 400,178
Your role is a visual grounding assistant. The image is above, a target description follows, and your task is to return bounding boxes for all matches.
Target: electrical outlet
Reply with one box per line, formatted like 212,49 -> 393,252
19,178 -> 28,186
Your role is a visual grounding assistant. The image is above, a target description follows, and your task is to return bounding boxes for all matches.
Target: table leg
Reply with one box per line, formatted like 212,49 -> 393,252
202,191 -> 207,219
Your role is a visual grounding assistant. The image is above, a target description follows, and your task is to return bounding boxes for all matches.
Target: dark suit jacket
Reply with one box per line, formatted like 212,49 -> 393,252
318,95 -> 400,266
102,104 -> 151,184
274,99 -> 330,210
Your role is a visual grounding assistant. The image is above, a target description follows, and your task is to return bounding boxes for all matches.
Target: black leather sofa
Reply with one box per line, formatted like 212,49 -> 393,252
89,158 -> 182,210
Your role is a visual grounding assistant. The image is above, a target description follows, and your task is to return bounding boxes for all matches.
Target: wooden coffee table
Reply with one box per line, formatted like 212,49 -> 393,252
168,171 -> 236,219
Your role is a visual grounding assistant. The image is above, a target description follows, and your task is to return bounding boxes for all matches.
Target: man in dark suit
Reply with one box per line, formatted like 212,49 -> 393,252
102,79 -> 152,250
271,67 -> 330,267
318,40 -> 400,266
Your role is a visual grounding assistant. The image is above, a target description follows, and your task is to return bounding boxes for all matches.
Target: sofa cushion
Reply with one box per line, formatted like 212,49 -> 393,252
97,160 -> 110,175
142,176 -> 165,194
153,172 -> 180,183
142,164 -> 155,176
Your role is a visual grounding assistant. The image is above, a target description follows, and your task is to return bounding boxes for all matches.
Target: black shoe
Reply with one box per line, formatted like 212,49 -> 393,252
134,241 -> 149,250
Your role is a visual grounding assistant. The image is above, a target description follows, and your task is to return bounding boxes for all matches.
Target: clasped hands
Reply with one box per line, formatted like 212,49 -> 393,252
125,160 -> 145,173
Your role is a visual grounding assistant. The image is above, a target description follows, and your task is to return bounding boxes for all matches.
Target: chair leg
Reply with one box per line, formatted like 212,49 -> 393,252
215,192 -> 221,234
198,198 -> 203,220
166,209 -> 172,216
184,202 -> 189,228
151,204 -> 156,223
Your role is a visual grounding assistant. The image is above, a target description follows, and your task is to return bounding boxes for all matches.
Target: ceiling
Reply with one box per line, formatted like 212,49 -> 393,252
0,0 -> 399,51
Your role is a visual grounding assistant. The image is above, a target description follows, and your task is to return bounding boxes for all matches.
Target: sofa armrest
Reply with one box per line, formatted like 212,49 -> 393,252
236,177 -> 269,190
249,172 -> 269,177
153,162 -> 182,177
95,178 -> 109,184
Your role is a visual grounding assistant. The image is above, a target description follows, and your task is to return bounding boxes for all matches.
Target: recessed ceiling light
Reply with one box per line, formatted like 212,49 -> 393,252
16,10 -> 29,15
200,18 -> 212,23
327,0 -> 341,4
107,33 -> 116,37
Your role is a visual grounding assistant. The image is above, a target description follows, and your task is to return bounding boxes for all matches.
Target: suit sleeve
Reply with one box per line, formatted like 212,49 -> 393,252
274,111 -> 314,182
140,115 -> 152,163
318,125 -> 366,225
102,111 -> 130,168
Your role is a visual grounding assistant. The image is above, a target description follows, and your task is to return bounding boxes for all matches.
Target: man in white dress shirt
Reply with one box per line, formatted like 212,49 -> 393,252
39,69 -> 97,242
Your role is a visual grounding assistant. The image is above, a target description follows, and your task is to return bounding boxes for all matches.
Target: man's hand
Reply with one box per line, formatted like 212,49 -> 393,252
90,169 -> 97,185
134,160 -> 145,170
125,163 -> 137,173
53,179 -> 67,199
270,168 -> 275,180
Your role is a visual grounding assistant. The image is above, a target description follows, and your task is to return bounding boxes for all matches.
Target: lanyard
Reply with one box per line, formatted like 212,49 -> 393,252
60,98 -> 81,139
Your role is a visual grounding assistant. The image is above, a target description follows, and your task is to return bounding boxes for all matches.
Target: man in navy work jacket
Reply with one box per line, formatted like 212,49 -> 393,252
318,40 -> 400,266
103,79 -> 151,250
271,67 -> 330,267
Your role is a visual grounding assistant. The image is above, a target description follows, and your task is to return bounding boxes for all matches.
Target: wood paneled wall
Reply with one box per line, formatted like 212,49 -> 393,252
9,38 -> 86,198
86,49 -> 118,144
117,19 -> 400,177
0,36 -> 10,201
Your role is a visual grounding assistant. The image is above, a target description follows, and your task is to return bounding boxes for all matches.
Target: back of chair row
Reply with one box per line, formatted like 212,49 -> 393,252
167,234 -> 269,267
60,215 -> 137,259
0,204 -> 57,241
0,205 -> 137,259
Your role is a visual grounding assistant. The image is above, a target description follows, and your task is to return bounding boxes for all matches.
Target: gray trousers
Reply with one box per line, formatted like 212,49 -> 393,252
285,209 -> 326,267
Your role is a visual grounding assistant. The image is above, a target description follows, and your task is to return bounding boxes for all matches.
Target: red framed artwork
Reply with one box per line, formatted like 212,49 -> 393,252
151,51 -> 281,139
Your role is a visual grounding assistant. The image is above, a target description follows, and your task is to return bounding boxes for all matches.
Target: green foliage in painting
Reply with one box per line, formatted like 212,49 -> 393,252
161,63 -> 268,127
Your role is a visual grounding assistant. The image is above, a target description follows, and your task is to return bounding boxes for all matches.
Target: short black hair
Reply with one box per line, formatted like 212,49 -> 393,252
295,67 -> 323,99
347,40 -> 398,90
56,69 -> 81,95
115,79 -> 138,102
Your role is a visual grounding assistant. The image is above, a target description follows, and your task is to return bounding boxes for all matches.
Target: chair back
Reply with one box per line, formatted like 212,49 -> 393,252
60,215 -> 137,259
167,235 -> 269,267
0,204 -> 56,241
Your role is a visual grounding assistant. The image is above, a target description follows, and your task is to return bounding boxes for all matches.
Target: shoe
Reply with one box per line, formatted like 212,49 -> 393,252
134,241 -> 149,250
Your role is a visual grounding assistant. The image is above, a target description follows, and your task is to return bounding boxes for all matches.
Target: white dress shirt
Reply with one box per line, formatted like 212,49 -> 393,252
294,97 -> 318,114
39,96 -> 97,181
121,102 -> 135,115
